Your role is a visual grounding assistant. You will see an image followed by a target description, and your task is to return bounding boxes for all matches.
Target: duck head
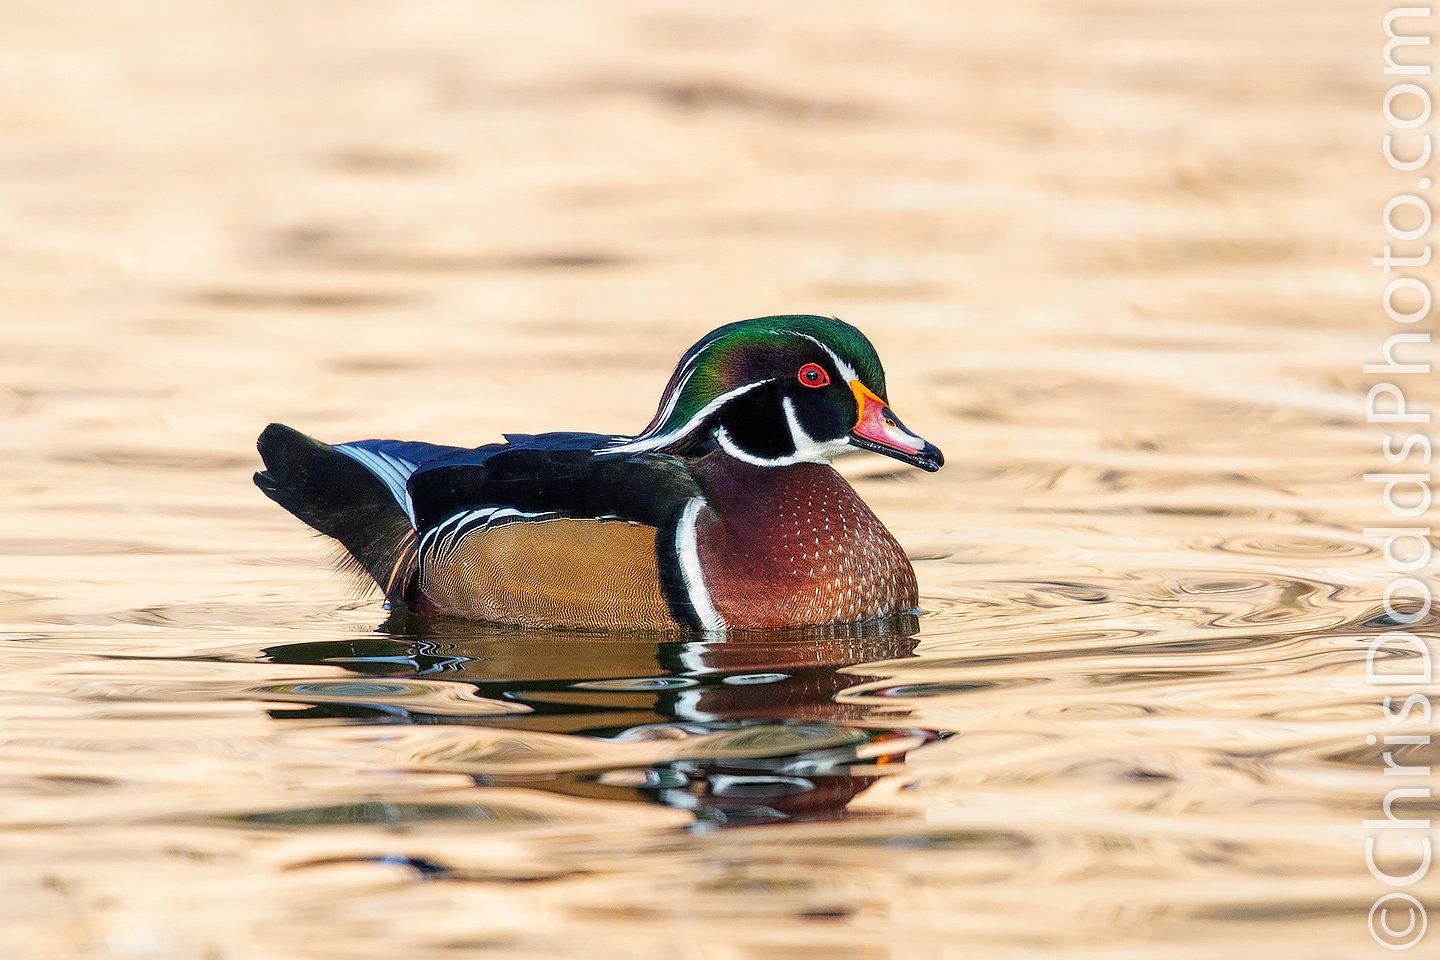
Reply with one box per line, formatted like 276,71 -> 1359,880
610,315 -> 944,472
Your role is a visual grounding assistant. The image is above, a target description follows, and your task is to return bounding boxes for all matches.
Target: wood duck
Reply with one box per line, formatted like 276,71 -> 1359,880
255,315 -> 943,632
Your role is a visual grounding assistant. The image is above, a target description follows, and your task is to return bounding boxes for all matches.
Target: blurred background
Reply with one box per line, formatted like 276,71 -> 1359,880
2,2 -> 1434,959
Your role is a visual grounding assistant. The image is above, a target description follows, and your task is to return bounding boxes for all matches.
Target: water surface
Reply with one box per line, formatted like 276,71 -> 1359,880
1,1 -> 1432,958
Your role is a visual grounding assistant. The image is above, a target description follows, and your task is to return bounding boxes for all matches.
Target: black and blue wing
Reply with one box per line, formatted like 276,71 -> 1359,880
256,426 -> 708,626
404,433 -> 708,627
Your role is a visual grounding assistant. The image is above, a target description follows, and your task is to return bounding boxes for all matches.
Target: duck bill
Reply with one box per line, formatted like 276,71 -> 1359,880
849,381 -> 944,473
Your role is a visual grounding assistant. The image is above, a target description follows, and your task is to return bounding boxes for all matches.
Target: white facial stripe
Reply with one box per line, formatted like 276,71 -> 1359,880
792,332 -> 859,383
613,327 -> 862,458
676,498 -> 724,631
715,427 -> 783,466
646,363 -> 696,437
782,396 -> 813,449
639,333 -> 723,438
605,379 -> 773,455
715,424 -> 849,468
781,396 -> 850,464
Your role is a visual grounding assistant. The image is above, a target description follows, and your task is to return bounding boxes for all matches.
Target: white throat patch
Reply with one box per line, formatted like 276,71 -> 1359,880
714,399 -> 850,468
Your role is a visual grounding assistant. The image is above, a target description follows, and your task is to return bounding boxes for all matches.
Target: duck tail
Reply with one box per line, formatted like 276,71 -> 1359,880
254,423 -> 419,603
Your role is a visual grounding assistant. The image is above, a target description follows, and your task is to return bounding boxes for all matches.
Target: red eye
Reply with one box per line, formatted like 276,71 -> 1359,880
797,362 -> 830,388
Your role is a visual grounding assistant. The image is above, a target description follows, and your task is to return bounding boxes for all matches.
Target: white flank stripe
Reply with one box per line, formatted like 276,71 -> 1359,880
421,507 -> 489,558
676,498 -> 724,631
420,506 -> 553,565
335,445 -> 418,524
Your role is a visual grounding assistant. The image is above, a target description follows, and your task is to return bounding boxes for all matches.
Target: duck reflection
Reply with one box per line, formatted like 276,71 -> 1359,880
263,616 -> 928,827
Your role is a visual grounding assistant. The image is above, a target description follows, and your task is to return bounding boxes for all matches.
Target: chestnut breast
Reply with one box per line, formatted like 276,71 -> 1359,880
692,457 -> 918,629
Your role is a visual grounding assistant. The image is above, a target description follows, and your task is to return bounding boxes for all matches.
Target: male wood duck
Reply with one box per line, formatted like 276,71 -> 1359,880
255,315 -> 943,631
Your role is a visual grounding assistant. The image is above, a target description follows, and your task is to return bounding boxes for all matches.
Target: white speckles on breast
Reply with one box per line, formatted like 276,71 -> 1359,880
709,465 -> 917,627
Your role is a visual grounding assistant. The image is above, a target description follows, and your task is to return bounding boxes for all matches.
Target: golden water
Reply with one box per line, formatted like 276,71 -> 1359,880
2,1 -> 1436,957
